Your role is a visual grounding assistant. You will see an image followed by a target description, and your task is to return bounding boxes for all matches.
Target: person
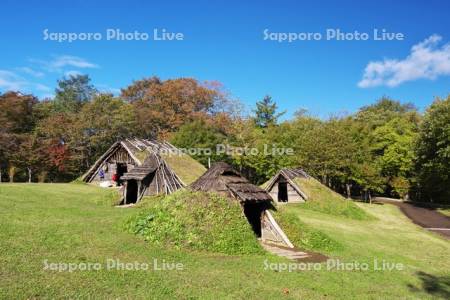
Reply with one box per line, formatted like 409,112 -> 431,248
99,169 -> 105,181
112,173 -> 118,183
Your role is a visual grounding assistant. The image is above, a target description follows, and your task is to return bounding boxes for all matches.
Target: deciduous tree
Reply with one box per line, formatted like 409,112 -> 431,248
415,95 -> 450,203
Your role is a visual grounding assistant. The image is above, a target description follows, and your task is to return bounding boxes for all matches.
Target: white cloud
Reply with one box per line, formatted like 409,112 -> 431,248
0,70 -> 27,91
16,67 -> 45,78
51,55 -> 98,69
358,34 -> 450,88
1,54 -> 98,95
30,55 -> 99,73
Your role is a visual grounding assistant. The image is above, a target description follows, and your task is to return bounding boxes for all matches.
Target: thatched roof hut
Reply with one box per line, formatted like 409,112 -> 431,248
264,167 -> 311,203
190,162 -> 293,247
190,162 -> 272,203
82,138 -> 206,204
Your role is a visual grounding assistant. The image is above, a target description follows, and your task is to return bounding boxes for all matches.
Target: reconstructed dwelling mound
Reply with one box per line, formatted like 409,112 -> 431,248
190,162 -> 294,247
126,190 -> 264,255
81,138 -> 206,204
265,167 -> 371,220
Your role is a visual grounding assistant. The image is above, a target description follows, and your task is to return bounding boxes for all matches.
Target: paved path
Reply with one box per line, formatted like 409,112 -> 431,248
375,199 -> 450,239
261,242 -> 327,262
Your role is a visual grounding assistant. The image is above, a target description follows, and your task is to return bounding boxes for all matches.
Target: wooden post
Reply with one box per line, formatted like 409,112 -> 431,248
346,183 -> 351,199
27,167 -> 32,183
124,182 -> 127,205
8,166 -> 15,183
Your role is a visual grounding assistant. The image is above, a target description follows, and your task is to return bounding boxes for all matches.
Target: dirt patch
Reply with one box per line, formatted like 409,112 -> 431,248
261,242 -> 328,263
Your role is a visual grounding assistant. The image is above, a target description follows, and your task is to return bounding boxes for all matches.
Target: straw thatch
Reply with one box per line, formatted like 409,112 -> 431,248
121,152 -> 184,196
190,162 -> 273,203
82,138 -> 185,183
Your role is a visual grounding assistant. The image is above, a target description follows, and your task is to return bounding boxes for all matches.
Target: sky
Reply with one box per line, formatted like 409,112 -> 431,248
1,0 -> 449,118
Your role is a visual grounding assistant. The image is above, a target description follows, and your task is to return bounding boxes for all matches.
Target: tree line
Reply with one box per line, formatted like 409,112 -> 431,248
0,74 -> 449,203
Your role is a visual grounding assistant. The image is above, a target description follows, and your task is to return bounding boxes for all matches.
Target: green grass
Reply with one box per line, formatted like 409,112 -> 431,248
1,183 -> 449,299
271,207 -> 342,252
161,152 -> 206,185
294,177 -> 372,220
126,190 -> 263,255
438,208 -> 450,217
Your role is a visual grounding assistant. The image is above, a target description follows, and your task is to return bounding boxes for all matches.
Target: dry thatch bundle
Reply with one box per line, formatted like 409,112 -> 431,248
190,162 -> 273,203
121,152 -> 184,196
82,138 -> 195,182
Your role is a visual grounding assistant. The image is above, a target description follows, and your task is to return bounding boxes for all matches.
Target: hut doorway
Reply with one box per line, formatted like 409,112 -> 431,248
278,181 -> 288,202
125,180 -> 138,204
243,203 -> 264,237
116,163 -> 128,185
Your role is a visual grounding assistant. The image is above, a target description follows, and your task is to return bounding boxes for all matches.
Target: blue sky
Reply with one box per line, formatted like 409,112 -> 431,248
1,0 -> 449,118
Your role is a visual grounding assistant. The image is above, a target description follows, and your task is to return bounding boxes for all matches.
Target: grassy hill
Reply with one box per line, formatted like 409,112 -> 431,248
1,183 -> 449,299
271,207 -> 343,252
438,208 -> 450,217
126,190 -> 263,255
262,173 -> 370,220
290,176 -> 372,220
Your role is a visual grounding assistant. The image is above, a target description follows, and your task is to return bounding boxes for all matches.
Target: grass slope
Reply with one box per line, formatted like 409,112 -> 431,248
161,153 -> 206,185
294,177 -> 371,220
126,190 -> 263,255
1,183 -> 449,299
271,207 -> 342,252
438,208 -> 450,217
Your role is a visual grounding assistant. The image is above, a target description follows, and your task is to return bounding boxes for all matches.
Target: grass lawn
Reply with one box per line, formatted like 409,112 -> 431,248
438,208 -> 450,217
1,183 -> 449,299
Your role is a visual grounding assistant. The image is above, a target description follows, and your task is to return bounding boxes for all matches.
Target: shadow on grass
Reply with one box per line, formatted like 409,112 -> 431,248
408,271 -> 450,299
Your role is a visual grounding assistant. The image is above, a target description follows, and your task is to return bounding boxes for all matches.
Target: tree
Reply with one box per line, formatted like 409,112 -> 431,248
356,97 -> 416,130
121,77 -> 220,138
76,94 -> 139,168
35,113 -> 77,181
10,134 -> 49,182
34,94 -> 139,180
253,95 -> 285,128
415,95 -> 450,203
354,97 -> 420,198
121,76 -> 161,103
53,75 -> 97,113
352,162 -> 386,203
0,91 -> 38,134
171,119 -> 228,166
369,117 -> 418,198
0,92 -> 39,182
231,120 -> 294,184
